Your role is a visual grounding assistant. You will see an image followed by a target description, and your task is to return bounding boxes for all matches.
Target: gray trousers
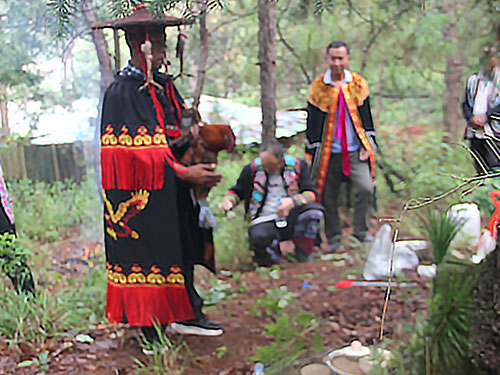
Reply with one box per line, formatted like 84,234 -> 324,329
321,150 -> 373,241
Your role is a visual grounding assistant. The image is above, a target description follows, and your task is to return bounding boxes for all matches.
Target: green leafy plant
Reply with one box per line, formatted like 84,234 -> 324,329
133,322 -> 189,375
252,313 -> 322,375
424,274 -> 475,374
196,274 -> 234,306
17,349 -> 50,374
419,208 -> 465,265
215,345 -> 228,358
0,232 -> 32,292
250,285 -> 293,318
255,264 -> 281,281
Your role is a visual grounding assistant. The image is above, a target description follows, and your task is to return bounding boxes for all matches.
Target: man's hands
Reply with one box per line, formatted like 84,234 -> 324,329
277,197 -> 294,217
219,196 -> 234,211
177,163 -> 222,187
359,148 -> 369,161
190,122 -> 201,138
471,115 -> 487,128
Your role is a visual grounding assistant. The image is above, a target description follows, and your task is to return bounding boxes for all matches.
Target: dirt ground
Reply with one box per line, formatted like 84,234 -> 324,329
0,225 -> 431,375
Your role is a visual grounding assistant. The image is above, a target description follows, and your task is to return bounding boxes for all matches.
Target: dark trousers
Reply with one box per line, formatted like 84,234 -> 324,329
322,151 -> 373,241
183,261 -> 204,320
470,138 -> 500,173
249,221 -> 281,259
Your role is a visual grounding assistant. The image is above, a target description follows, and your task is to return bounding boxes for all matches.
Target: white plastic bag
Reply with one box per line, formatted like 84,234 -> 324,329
363,224 -> 420,280
472,229 -> 496,264
417,264 -> 437,278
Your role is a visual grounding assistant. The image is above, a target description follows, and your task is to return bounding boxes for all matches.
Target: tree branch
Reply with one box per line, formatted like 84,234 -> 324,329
359,3 -> 415,73
275,22 -> 311,84
378,143 -> 500,339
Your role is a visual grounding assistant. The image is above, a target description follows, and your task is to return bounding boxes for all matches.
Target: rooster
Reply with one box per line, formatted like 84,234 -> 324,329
182,123 -> 236,199
172,118 -> 236,232
175,120 -> 236,265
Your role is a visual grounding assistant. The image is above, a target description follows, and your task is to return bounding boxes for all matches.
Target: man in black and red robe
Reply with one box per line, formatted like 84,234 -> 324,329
94,9 -> 223,349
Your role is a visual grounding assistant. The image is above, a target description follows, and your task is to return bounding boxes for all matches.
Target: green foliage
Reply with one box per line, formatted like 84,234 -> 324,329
196,273 -> 234,306
0,262 -> 106,348
17,349 -> 50,374
375,129 -> 488,239
7,179 -> 102,242
255,264 -> 281,281
215,344 -> 228,358
467,179 -> 500,216
0,232 -> 31,289
250,285 -> 293,318
384,261 -> 480,375
0,0 -> 46,88
252,313 -> 322,375
208,151 -> 254,268
133,322 -> 188,375
47,0 -> 226,37
424,272 -> 475,373
46,0 -> 79,36
377,130 -> 474,201
419,208 -> 465,265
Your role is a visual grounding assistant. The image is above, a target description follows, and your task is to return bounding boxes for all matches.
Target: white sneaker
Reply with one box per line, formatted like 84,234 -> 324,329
170,317 -> 224,336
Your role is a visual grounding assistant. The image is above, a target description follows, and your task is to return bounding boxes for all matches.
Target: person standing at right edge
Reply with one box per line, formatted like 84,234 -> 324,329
462,42 -> 500,173
306,41 -> 377,253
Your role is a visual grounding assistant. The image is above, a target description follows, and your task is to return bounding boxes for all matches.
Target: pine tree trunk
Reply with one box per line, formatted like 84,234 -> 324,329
442,0 -> 462,141
192,2 -> 208,111
258,0 -> 277,143
81,2 -> 113,197
81,2 -> 113,97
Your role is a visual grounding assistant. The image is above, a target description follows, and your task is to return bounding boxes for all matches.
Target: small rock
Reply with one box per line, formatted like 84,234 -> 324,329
329,322 -> 340,331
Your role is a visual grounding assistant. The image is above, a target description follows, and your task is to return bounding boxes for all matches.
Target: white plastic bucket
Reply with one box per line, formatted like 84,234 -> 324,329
448,203 -> 481,250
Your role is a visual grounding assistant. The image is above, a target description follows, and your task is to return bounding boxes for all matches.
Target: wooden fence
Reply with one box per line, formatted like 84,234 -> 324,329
0,141 -> 98,183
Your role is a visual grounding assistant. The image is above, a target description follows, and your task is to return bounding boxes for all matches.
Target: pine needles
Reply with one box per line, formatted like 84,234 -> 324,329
419,208 -> 465,265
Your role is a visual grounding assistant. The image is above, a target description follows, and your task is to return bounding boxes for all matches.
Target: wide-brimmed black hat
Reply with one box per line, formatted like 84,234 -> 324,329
91,7 -> 187,30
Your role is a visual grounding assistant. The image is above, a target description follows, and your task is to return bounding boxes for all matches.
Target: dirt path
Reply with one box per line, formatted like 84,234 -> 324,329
1,241 -> 430,375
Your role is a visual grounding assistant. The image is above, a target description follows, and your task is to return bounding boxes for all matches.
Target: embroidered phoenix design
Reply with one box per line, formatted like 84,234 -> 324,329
104,190 -> 150,240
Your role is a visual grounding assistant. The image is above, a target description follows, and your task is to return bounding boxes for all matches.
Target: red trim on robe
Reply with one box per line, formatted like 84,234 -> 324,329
101,146 -> 187,191
106,282 -> 194,326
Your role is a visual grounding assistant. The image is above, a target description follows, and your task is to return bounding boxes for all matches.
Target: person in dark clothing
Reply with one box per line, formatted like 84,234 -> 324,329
462,44 -> 500,173
306,41 -> 377,252
93,8 -> 223,351
0,159 -> 36,295
221,141 -> 324,267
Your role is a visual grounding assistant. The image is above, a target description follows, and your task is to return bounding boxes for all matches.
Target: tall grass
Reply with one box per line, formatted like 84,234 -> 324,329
7,178 -> 102,242
0,263 -> 106,347
0,177 -> 105,349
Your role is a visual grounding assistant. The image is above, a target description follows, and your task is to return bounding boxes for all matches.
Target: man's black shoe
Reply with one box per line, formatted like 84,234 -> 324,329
253,244 -> 280,267
294,247 -> 314,262
170,316 -> 224,336
325,239 -> 341,253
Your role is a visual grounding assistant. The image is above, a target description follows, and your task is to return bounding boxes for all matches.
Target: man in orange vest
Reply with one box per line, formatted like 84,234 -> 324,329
306,41 -> 377,252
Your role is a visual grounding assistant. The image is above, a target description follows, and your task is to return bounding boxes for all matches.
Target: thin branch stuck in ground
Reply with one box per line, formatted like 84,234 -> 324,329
378,143 -> 500,340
